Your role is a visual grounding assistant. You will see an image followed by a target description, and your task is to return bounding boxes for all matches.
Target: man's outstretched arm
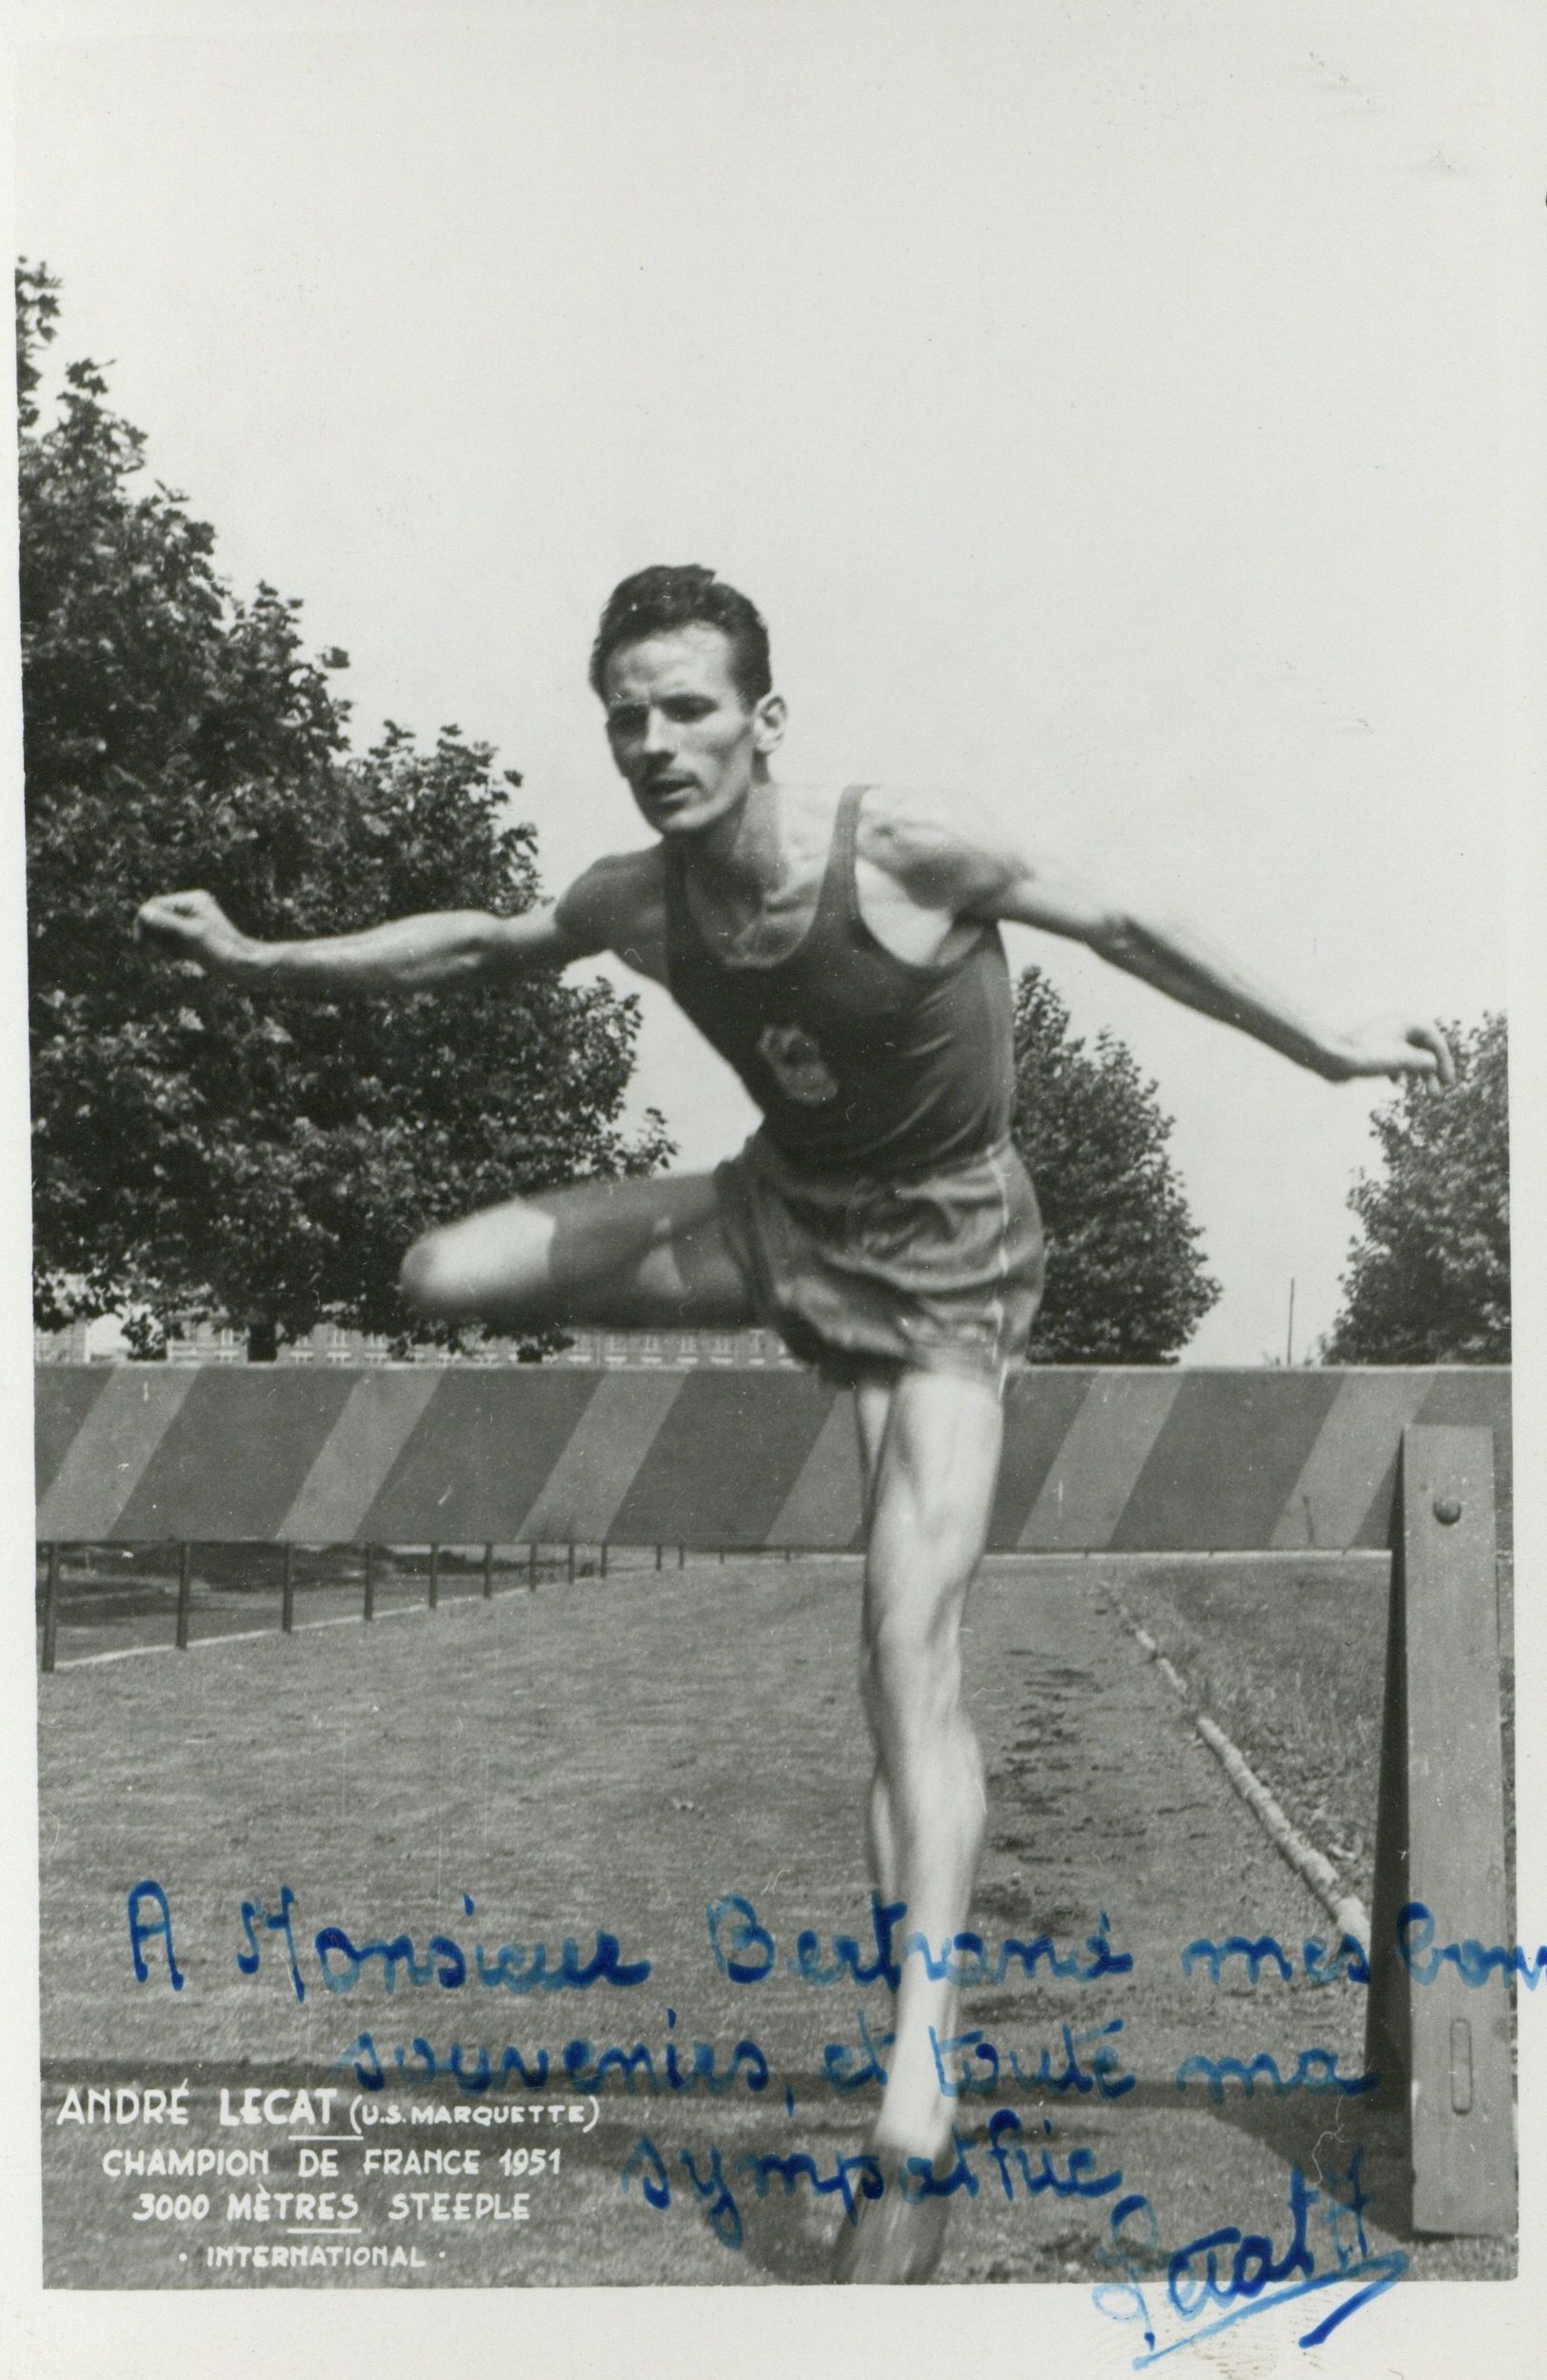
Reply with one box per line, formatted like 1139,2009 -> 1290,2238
863,789 -> 1456,1087
1063,900 -> 1453,1084
134,889 -> 593,992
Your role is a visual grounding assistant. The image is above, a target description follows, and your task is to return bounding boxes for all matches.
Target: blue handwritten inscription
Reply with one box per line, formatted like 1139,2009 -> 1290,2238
1181,1906 -> 1547,1992
127,1879 -> 1547,2002
622,2116 -> 1123,2253
126,1882 -> 651,2003
327,2013 -> 1371,2112
126,1879 -> 184,1992
1174,2047 -> 1378,2103
1180,1933 -> 1369,1987
1094,2151 -> 1407,2363
335,2015 -> 771,2097
1398,1900 -> 1547,1990
235,1888 -> 649,2004
932,2017 -> 1136,2100
706,1892 -> 1132,1989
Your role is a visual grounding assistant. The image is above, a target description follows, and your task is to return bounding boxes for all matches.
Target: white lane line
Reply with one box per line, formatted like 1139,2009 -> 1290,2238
1112,1595 -> 1372,1952
50,1641 -> 169,1668
978,1547 -> 1389,1566
49,1594 -> 496,1668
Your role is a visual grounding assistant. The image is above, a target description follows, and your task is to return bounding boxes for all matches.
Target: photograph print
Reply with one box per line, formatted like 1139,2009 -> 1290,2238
9,4 -> 1537,2369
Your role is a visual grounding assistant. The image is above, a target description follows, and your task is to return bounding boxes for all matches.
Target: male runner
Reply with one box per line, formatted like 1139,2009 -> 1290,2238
138,565 -> 1453,2282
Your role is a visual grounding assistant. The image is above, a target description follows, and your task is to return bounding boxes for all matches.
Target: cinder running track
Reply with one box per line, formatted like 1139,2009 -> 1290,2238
39,1556 -> 1506,2297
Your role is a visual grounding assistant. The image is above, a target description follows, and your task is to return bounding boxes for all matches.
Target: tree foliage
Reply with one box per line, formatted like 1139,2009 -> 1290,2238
20,262 -> 669,1356
1010,969 -> 1219,1362
1323,1015 -> 1508,1364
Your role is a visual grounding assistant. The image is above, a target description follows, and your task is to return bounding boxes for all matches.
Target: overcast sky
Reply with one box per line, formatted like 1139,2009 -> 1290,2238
10,1 -> 1531,1360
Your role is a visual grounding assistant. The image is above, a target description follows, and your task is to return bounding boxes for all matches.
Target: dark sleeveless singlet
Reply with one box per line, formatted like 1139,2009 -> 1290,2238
662,784 -> 1015,1176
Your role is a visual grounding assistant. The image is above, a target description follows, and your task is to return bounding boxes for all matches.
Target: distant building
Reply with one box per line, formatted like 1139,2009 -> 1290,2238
552,1326 -> 796,1371
33,1319 -> 92,1363
32,1316 -> 797,1370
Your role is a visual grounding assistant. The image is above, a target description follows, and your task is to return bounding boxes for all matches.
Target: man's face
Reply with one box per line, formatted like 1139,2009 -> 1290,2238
601,625 -> 783,837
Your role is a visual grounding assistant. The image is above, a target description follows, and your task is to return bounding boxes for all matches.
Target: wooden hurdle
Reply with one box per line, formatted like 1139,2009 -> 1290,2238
31,1360 -> 1514,2235
1364,1424 -> 1515,2237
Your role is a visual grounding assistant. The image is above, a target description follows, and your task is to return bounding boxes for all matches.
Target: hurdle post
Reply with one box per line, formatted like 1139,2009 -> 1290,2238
1364,1424 -> 1515,2236
484,1542 -> 495,1599
40,1542 -> 60,1675
566,1540 -> 576,1584
600,1538 -> 609,1580
655,1543 -> 664,1572
364,1544 -> 377,1623
528,1541 -> 539,1592
175,1543 -> 193,1650
281,1543 -> 295,1636
427,1543 -> 441,1610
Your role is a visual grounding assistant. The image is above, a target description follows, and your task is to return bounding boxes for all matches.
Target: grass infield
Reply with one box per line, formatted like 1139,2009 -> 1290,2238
38,1552 -> 1514,2291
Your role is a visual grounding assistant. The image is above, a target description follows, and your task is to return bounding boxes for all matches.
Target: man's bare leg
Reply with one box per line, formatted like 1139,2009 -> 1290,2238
407,1194 -> 999,2281
852,1378 -> 902,1896
398,1172 -> 753,1333
835,1366 -> 1003,2280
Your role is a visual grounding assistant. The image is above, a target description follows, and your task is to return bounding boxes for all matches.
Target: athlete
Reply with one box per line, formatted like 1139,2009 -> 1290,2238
137,565 -> 1454,2282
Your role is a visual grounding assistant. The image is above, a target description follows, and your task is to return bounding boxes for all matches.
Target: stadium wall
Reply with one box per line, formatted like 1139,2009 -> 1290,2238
33,1364 -> 1512,1554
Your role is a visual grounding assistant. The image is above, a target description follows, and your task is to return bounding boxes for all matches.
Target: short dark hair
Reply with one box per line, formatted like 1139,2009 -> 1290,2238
588,565 -> 772,706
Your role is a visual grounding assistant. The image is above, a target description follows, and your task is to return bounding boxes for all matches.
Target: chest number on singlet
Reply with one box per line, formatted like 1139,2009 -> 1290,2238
756,1022 -> 840,1107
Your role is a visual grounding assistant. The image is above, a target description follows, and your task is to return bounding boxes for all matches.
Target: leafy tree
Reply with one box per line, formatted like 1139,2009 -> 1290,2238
1323,1014 -> 1508,1363
20,262 -> 669,1358
1011,969 -> 1219,1361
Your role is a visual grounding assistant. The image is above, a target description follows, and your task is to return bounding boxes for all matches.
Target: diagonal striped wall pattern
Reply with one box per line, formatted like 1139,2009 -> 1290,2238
33,1365 -> 1512,1552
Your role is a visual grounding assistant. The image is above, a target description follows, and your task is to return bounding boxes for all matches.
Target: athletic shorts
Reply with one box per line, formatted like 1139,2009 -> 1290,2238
714,1130 -> 1043,1395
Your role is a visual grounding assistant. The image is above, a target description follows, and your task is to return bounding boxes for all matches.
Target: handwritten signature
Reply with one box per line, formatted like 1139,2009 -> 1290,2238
1093,2151 -> 1406,2363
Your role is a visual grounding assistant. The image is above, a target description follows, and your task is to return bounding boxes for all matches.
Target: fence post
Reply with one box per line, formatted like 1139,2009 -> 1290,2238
1364,1425 -> 1514,2236
566,1540 -> 577,1584
484,1542 -> 495,1600
528,1541 -> 539,1592
428,1543 -> 441,1610
175,1543 -> 192,1651
41,1542 -> 60,1675
281,1543 -> 295,1636
655,1543 -> 664,1572
364,1544 -> 377,1623
600,1539 -> 609,1580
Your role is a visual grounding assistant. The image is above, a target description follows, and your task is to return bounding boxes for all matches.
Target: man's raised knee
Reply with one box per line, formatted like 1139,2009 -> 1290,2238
398,1200 -> 554,1325
398,1229 -> 463,1320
